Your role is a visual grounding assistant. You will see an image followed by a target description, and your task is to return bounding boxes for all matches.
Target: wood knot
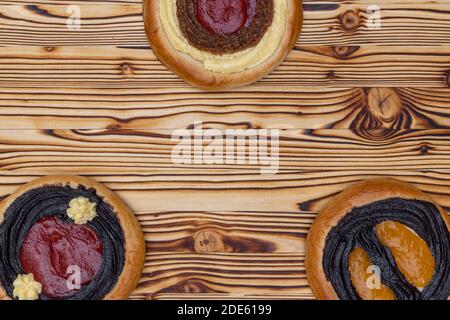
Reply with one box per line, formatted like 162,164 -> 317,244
44,46 -> 55,52
327,70 -> 336,80
107,123 -> 122,130
446,70 -> 450,87
160,279 -> 216,294
367,88 -> 402,123
120,63 -> 133,75
333,46 -> 359,58
340,10 -> 360,32
181,282 -> 205,293
357,128 -> 398,141
194,229 -> 224,253
420,144 -> 430,155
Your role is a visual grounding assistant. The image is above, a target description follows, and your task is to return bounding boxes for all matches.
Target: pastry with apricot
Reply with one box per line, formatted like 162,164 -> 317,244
306,179 -> 450,300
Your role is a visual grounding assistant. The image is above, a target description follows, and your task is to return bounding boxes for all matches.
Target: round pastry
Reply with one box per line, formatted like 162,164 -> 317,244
0,175 -> 145,300
143,0 -> 303,90
306,178 -> 450,300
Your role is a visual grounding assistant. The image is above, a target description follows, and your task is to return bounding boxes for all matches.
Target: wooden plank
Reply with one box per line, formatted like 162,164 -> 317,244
133,210 -> 311,298
0,87 -> 449,129
122,169 -> 450,212
133,209 -> 312,298
141,211 -> 310,253
130,292 -> 314,300
132,252 -> 311,298
1,46 -> 450,88
0,129 -> 448,212
0,129 -> 449,173
0,169 -> 447,213
1,2 -> 450,46
130,292 -> 316,299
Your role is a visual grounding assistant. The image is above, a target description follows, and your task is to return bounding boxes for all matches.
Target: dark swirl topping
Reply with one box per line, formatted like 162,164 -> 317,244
323,198 -> 450,300
0,185 -> 125,300
177,0 -> 274,55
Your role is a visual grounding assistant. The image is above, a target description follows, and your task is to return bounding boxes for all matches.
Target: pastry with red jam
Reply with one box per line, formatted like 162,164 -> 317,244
144,0 -> 303,90
0,175 -> 145,300
306,179 -> 450,300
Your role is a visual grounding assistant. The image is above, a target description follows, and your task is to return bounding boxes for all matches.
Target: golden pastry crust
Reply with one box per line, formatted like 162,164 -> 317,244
143,0 -> 303,90
305,178 -> 450,300
0,175 -> 145,300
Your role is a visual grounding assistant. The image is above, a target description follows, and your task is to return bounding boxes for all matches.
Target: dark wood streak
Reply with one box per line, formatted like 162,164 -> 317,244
0,87 -> 449,129
1,45 -> 450,87
2,2 -> 450,46
0,129 -> 449,213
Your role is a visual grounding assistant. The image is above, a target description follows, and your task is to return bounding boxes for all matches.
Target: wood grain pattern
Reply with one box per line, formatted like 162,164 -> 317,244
1,87 -> 450,129
0,128 -> 449,173
1,2 -> 450,46
1,45 -> 450,88
133,252 -> 311,299
1,0 -> 450,301
0,129 -> 449,212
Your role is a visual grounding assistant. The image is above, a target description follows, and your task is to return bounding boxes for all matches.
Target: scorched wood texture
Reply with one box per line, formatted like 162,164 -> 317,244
0,0 -> 449,299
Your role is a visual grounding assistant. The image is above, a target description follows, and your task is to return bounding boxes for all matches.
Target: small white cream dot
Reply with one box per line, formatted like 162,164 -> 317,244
66,196 -> 97,224
13,273 -> 42,300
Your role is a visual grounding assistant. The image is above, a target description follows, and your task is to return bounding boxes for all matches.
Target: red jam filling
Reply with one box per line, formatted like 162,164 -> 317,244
19,216 -> 103,298
196,0 -> 257,35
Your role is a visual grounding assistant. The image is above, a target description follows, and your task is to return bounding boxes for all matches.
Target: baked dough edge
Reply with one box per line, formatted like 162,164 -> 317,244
143,0 -> 303,90
0,175 -> 145,300
305,178 -> 450,300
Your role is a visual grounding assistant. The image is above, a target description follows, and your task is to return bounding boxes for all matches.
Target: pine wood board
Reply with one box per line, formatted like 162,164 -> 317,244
1,45 -> 450,88
0,128 -> 448,172
1,0 -> 450,300
0,129 -> 450,213
1,87 -> 450,129
1,2 -> 450,46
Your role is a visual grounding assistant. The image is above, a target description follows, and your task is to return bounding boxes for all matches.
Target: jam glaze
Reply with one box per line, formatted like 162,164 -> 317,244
196,0 -> 257,35
19,216 -> 103,299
